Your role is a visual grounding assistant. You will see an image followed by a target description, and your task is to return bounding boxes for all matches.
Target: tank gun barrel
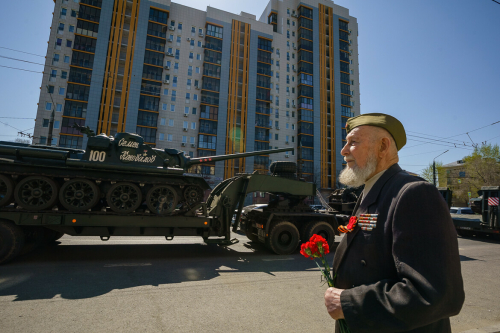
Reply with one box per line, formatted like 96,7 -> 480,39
187,147 -> 293,167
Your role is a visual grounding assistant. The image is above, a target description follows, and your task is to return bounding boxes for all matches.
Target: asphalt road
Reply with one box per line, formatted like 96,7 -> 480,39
0,233 -> 499,333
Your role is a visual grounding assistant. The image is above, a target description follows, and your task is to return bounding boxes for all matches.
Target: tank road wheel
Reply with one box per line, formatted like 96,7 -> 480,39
59,179 -> 100,212
106,182 -> 142,213
146,185 -> 178,215
0,174 -> 15,207
183,186 -> 204,206
14,176 -> 59,211
0,220 -> 25,265
267,221 -> 300,255
303,221 -> 336,250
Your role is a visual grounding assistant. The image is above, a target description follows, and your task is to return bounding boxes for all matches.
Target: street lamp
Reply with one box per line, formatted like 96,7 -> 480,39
433,150 -> 448,186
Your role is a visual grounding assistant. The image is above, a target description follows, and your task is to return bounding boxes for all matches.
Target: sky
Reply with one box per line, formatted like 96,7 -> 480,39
0,0 -> 499,176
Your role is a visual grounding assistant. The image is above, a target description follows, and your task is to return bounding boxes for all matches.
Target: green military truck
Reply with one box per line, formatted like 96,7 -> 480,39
0,130 -> 341,264
451,186 -> 500,238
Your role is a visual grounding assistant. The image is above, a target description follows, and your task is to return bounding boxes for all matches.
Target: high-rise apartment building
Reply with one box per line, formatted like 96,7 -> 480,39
34,0 -> 359,190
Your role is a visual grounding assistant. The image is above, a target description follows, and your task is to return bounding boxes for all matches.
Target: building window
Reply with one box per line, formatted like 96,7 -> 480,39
182,135 -> 187,143
69,25 -> 74,33
162,103 -> 167,111
275,134 -> 278,140
170,105 -> 175,112
45,102 -> 52,111
187,79 -> 192,87
178,23 -> 182,30
59,87 -> 65,95
71,10 -> 77,17
193,94 -> 198,101
189,52 -> 193,59
198,41 -> 202,47
54,121 -> 60,129
192,107 -> 197,115
184,107 -> 189,114
167,134 -> 173,141
160,118 -> 166,126
39,137 -> 47,145
173,76 -> 177,87
186,93 -> 190,100
53,54 -> 60,64
195,67 -> 200,74
42,119 -> 49,127
64,55 -> 70,63
188,66 -> 193,76
169,119 -> 174,126
196,54 -> 201,60
66,40 -> 72,48
48,85 -> 55,93
55,38 -> 62,49
159,133 -> 164,140
56,104 -> 63,112
171,90 -> 176,101
58,23 -> 65,34
163,89 -> 168,95
61,71 -> 67,79
175,49 -> 180,60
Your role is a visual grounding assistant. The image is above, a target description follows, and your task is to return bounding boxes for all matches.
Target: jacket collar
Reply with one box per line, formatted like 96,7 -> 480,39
332,163 -> 402,276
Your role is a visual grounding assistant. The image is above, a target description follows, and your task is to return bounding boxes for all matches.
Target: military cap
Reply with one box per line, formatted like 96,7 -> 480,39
346,113 -> 406,150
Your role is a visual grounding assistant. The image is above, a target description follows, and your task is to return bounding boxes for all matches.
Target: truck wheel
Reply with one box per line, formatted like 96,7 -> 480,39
14,176 -> 59,211
267,221 -> 300,255
303,221 -> 336,250
0,174 -> 14,207
0,220 -> 25,265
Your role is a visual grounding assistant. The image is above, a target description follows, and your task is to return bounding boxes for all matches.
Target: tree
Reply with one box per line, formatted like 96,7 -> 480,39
462,143 -> 500,194
14,138 -> 31,144
420,161 -> 444,184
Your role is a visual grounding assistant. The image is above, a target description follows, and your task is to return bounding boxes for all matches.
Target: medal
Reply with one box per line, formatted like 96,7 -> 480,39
359,214 -> 377,231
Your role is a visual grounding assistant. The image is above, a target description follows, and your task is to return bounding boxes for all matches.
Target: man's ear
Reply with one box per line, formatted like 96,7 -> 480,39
379,137 -> 391,156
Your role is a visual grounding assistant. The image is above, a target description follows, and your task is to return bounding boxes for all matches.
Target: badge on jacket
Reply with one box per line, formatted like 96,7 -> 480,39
358,214 -> 377,231
338,216 -> 358,233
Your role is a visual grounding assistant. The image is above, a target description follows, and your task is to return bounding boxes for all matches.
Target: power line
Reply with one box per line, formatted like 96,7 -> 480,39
0,117 -> 35,119
492,0 -> 500,5
407,138 -> 474,150
407,134 -> 474,147
0,64 -> 43,73
0,55 -> 46,66
399,149 -> 453,158
0,46 -> 45,58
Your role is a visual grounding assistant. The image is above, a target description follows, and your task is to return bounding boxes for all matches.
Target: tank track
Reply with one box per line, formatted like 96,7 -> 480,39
0,168 -> 205,216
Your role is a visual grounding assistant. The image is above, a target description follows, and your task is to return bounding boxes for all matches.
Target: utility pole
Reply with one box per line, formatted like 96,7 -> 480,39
46,85 -> 55,146
433,150 -> 449,186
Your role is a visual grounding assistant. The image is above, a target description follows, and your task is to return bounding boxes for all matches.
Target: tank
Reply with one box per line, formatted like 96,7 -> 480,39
0,129 -> 292,215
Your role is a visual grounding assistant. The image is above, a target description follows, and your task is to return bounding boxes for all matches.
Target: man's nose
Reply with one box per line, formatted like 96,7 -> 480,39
340,144 -> 349,156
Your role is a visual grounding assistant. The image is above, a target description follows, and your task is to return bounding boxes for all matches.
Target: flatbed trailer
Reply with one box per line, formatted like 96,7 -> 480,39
0,172 -> 341,264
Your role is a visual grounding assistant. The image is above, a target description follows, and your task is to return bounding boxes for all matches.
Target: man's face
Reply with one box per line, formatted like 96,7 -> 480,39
341,126 -> 376,169
339,126 -> 379,187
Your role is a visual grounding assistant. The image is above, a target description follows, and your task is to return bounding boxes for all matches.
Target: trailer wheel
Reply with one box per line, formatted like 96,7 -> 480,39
0,220 -> 25,265
0,174 -> 14,207
267,221 -> 300,255
14,176 -> 59,211
303,221 -> 336,250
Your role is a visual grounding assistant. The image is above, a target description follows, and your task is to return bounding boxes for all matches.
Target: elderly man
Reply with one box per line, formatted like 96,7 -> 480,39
325,113 -> 464,332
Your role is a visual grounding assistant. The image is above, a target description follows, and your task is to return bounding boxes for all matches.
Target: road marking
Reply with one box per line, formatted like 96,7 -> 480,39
261,258 -> 295,261
104,263 -> 152,267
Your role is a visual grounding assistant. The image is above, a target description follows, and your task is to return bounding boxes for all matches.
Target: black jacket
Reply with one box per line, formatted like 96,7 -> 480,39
332,163 -> 465,333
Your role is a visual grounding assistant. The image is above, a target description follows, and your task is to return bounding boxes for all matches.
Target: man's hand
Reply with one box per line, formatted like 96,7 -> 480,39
325,287 -> 345,320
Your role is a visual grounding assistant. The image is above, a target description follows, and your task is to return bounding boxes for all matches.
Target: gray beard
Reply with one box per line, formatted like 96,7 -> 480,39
339,153 -> 378,187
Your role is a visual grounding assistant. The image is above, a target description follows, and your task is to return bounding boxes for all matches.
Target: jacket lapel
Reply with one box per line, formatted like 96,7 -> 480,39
332,163 -> 403,276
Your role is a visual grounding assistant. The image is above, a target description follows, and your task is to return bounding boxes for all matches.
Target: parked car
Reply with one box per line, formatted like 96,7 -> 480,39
450,207 -> 475,215
232,204 -> 268,229
310,204 -> 324,211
